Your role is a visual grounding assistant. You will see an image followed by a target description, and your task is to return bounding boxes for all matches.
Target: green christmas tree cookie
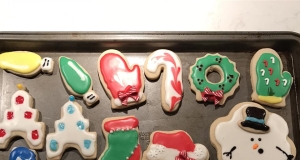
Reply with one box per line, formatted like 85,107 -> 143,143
250,48 -> 293,108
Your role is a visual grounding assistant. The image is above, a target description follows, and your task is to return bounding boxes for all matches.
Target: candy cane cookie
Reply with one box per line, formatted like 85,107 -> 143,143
144,49 -> 183,112
189,54 -> 240,105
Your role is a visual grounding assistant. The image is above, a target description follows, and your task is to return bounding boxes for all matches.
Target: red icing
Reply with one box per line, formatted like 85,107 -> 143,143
99,53 -> 142,100
263,60 -> 268,67
117,85 -> 139,105
24,111 -> 32,119
154,52 -> 183,111
268,68 -> 273,75
128,144 -> 141,160
31,130 -> 39,140
152,131 -> 195,152
7,111 -> 13,120
0,129 -> 6,137
15,95 -> 24,104
104,117 -> 139,132
275,78 -> 280,86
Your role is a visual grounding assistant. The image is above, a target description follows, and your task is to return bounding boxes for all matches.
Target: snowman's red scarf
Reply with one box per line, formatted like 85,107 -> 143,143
276,146 -> 294,160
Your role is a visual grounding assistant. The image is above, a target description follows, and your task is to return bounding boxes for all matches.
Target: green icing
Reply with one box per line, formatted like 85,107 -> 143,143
191,54 -> 239,93
101,130 -> 139,160
59,56 -> 91,95
255,53 -> 292,97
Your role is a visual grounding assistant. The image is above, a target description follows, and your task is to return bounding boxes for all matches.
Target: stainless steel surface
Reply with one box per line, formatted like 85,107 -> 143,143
0,32 -> 299,160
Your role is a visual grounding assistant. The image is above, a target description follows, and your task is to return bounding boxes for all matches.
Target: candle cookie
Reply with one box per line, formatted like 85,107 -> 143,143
250,48 -> 293,108
46,96 -> 97,160
97,49 -> 146,109
9,147 -> 38,160
0,84 -> 45,149
59,56 -> 99,106
210,102 -> 296,160
189,53 -> 240,105
142,130 -> 209,160
99,116 -> 142,160
144,49 -> 183,112
0,51 -> 54,77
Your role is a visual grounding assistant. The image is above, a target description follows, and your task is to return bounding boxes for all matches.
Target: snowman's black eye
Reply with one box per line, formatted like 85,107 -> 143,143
258,138 -> 261,141
251,138 -> 254,141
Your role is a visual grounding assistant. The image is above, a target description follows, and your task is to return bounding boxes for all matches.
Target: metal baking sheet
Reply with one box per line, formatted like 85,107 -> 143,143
0,32 -> 299,160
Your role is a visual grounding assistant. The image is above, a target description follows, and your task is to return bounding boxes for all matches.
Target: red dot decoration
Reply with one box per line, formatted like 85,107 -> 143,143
31,130 -> 39,140
24,111 -> 32,119
7,111 -> 13,120
15,95 -> 24,104
0,129 -> 6,137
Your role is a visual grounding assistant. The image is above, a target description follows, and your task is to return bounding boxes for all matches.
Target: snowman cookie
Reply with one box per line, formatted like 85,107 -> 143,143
59,56 -> 99,106
210,102 -> 296,160
0,84 -> 46,149
189,53 -> 240,105
144,49 -> 183,112
46,96 -> 97,160
99,116 -> 142,160
250,48 -> 293,108
0,51 -> 54,77
142,130 -> 209,160
9,147 -> 38,160
97,49 -> 146,109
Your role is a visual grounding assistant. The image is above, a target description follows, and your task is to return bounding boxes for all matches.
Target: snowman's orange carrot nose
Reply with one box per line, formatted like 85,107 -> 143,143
253,143 -> 259,149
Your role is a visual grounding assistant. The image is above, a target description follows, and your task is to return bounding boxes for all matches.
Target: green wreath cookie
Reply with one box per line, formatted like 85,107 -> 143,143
189,54 -> 240,105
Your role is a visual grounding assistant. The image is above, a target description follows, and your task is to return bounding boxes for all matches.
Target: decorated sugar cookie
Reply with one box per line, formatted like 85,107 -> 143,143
46,96 -> 97,159
0,84 -> 45,149
0,51 -> 54,77
144,49 -> 183,112
210,102 -> 296,160
142,130 -> 209,160
97,49 -> 146,109
189,54 -> 240,105
99,116 -> 142,160
250,48 -> 293,108
9,147 -> 37,160
59,56 -> 99,106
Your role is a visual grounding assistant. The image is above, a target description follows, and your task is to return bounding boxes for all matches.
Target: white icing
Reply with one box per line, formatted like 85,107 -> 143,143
0,90 -> 44,146
46,100 -> 96,158
40,57 -> 54,74
215,104 -> 293,160
145,49 -> 183,110
283,79 -> 287,86
146,144 -> 208,160
113,91 -> 143,107
264,78 -> 269,85
260,69 -> 265,76
16,157 -> 22,160
83,90 -> 99,105
68,61 -> 86,81
270,57 -> 275,64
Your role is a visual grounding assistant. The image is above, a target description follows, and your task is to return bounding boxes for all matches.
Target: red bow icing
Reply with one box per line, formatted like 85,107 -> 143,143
201,87 -> 224,105
175,150 -> 195,160
117,85 -> 139,106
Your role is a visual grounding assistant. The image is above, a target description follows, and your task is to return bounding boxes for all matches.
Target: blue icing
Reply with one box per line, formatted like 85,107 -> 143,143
77,121 -> 85,130
69,95 -> 75,101
9,147 -> 36,160
50,139 -> 58,151
245,117 -> 265,124
58,122 -> 65,131
84,140 -> 91,149
67,105 -> 75,114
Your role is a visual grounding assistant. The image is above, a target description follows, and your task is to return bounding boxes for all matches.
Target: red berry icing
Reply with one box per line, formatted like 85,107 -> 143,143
0,129 -> 6,137
104,117 -> 139,132
24,111 -> 32,119
152,131 -> 195,152
7,111 -> 13,120
31,130 -> 39,140
15,95 -> 24,104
